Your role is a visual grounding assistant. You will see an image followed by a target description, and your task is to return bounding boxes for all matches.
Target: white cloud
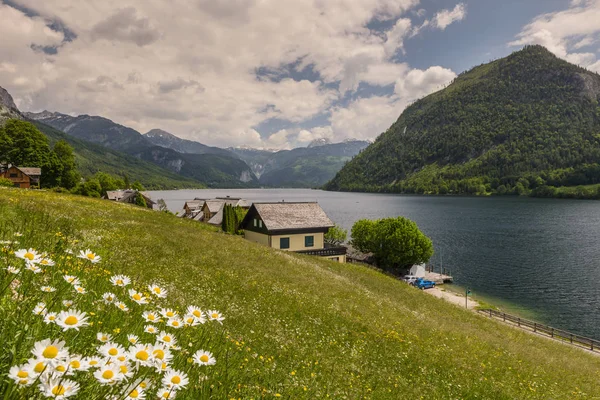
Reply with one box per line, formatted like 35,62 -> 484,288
431,3 -> 467,30
509,0 -> 600,70
394,66 -> 456,99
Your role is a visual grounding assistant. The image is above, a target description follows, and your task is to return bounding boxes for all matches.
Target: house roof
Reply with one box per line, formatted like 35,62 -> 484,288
15,167 -> 41,176
105,190 -> 155,205
105,190 -> 124,201
184,200 -> 203,209
204,200 -> 225,213
248,202 -> 334,231
207,208 -> 223,225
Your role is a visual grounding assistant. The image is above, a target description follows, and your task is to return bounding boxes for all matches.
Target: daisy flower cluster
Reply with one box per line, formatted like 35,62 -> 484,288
1,237 -> 225,399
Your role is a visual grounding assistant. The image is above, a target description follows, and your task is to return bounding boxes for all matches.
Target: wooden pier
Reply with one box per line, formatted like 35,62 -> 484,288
425,272 -> 453,284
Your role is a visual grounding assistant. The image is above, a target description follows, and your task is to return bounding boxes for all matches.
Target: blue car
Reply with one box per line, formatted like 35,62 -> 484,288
414,277 -> 436,290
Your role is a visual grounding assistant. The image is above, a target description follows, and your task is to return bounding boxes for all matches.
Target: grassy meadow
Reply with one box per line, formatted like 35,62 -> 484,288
1,188 -> 600,399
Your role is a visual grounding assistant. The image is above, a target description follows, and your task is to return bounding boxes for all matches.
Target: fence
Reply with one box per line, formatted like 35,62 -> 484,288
478,309 -> 600,352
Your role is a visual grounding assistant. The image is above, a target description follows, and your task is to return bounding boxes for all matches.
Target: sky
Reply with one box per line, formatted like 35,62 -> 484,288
1,0 -> 599,149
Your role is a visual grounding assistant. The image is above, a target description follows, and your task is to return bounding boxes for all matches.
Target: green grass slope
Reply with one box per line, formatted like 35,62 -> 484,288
1,189 -> 600,398
33,121 -> 202,189
326,45 -> 600,195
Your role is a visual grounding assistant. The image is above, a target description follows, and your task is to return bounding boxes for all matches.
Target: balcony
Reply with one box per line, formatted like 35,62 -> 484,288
296,244 -> 347,257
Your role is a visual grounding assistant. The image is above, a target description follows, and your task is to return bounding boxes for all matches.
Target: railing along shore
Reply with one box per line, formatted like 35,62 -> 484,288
478,308 -> 600,353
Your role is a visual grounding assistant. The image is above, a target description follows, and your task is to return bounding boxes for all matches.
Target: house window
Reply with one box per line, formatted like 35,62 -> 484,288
305,235 -> 314,247
280,237 -> 290,249
258,220 -> 263,228
253,218 -> 257,227
9,173 -> 17,178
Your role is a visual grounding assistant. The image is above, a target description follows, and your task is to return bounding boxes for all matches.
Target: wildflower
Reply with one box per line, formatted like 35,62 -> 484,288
102,292 -> 117,304
63,275 -> 80,285
14,232 -> 22,237
31,339 -> 69,363
78,249 -> 101,263
62,300 -> 74,308
68,356 -> 89,372
157,331 -> 177,346
6,266 -> 19,274
148,284 -> 167,298
97,332 -> 112,343
41,286 -> 56,293
32,302 -> 47,316
127,334 -> 139,345
52,359 -> 72,376
99,342 -> 126,360
123,386 -> 146,399
156,387 -> 177,399
26,264 -> 42,274
128,344 -> 153,367
144,325 -> 158,334
115,302 -> 129,312
39,378 -> 79,398
39,258 -> 55,267
207,310 -> 225,324
142,311 -> 160,323
93,364 -> 123,385
110,274 -> 130,287
8,364 -> 33,386
186,306 -> 205,321
183,314 -> 202,326
74,285 -> 86,294
43,312 -> 58,324
160,308 -> 177,319
65,249 -> 74,254
84,356 -> 102,369
193,349 -> 216,366
151,344 -> 173,365
56,309 -> 89,331
15,248 -> 41,263
129,289 -> 149,305
162,369 -> 189,390
166,317 -> 183,329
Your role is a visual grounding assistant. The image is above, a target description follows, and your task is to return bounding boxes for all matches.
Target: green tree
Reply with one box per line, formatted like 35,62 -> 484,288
53,140 -> 80,189
95,172 -> 125,196
134,192 -> 147,208
324,224 -> 347,246
156,199 -> 169,212
0,177 -> 14,187
351,217 -> 433,268
0,120 -> 51,167
131,181 -> 145,191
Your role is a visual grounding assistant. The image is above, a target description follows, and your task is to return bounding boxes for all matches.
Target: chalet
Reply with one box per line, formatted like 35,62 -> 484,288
240,202 -> 347,263
182,199 -> 204,218
202,196 -> 251,225
0,165 -> 41,189
104,190 -> 156,209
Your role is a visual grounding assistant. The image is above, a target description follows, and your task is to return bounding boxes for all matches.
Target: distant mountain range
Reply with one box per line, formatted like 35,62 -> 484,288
326,45 -> 600,196
0,91 -> 369,188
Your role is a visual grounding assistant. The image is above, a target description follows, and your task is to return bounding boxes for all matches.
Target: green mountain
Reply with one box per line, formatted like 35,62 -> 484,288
326,46 -> 600,196
144,128 -> 234,157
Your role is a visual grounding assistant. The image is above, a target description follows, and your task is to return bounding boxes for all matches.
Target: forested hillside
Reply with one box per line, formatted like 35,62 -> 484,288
326,46 -> 600,198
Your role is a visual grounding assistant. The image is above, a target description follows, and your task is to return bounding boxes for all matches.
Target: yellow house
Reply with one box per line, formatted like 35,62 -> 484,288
241,202 -> 346,263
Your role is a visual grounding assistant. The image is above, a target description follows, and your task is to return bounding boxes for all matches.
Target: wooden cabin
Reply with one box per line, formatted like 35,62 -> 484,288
104,190 -> 156,209
1,166 -> 41,188
240,202 -> 347,263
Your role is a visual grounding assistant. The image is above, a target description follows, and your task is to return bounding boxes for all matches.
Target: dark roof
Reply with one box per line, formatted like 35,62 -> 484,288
248,202 -> 334,231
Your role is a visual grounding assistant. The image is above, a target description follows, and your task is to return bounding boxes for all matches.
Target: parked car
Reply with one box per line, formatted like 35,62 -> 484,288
414,277 -> 436,290
403,275 -> 418,285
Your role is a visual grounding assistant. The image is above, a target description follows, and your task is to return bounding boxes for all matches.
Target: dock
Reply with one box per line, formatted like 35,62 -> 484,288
425,272 -> 453,284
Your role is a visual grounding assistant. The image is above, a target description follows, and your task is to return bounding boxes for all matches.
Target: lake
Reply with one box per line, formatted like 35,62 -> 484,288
149,188 -> 600,339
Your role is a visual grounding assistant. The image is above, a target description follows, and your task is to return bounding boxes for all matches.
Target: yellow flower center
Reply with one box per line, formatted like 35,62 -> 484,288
154,287 -> 161,293
87,253 -> 95,260
171,376 -> 181,384
70,360 -> 80,369
118,356 -> 126,362
163,336 -> 171,343
101,336 -> 108,341
89,360 -> 98,366
120,365 -> 128,373
52,385 -> 66,396
186,318 -> 194,324
34,362 -> 45,373
68,278 -> 74,282
129,389 -> 140,398
64,316 -> 78,325
119,304 -> 126,309
212,313 -> 219,319
108,348 -> 118,356
49,316 -> 56,321
18,379 -> 28,385
17,370 -> 28,378
116,279 -> 123,285
172,321 -> 179,327
136,351 -> 149,361
133,293 -> 142,301
140,382 -> 147,389
77,288 -> 84,292
153,349 -> 165,360
200,355 -> 209,363
24,252 -> 34,260
102,370 -> 114,380
193,310 -> 201,318
107,296 -> 113,301
166,311 -> 174,317
43,346 -> 59,358
56,365 -> 66,372
162,392 -> 170,399
41,260 -> 48,265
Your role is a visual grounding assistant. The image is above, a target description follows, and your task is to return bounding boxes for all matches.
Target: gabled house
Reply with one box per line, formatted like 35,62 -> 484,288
202,196 -> 251,226
183,199 -> 204,218
1,165 -> 41,189
105,190 -> 156,209
240,202 -> 347,263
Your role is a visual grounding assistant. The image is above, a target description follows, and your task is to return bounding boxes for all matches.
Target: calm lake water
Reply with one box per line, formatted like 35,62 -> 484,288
149,189 -> 600,339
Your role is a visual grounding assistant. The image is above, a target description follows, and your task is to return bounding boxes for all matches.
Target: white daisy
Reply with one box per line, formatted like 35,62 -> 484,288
39,258 -> 55,267
144,325 -> 158,334
151,343 -> 173,365
156,387 -> 177,399
123,386 -> 146,399
43,312 -> 58,324
186,306 -> 205,321
40,286 -> 56,293
93,364 -> 123,385
15,248 -> 41,264
65,249 -> 74,254
68,356 -> 90,372
31,339 -> 69,363
84,356 -> 103,369
193,349 -> 216,366
148,284 -> 167,298
62,300 -> 74,308
25,264 -> 42,274
127,344 -> 153,367
78,249 -> 101,263
102,292 -> 117,304
63,275 -> 80,285
8,364 -> 34,386
97,332 -> 113,343
162,369 -> 189,390
39,378 -> 79,398
160,308 -> 177,319
207,310 -> 225,324
128,289 -> 149,305
142,310 -> 160,323
166,317 -> 183,329
156,331 -> 177,346
32,302 -> 47,316
14,232 -> 22,237
183,314 -> 201,326
73,285 -> 86,294
28,359 -> 49,376
52,359 -> 72,376
55,309 -> 89,331
117,361 -> 135,379
127,334 -> 139,345
110,274 -> 130,287
98,342 -> 126,360
5,266 -> 19,274
115,302 -> 129,312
